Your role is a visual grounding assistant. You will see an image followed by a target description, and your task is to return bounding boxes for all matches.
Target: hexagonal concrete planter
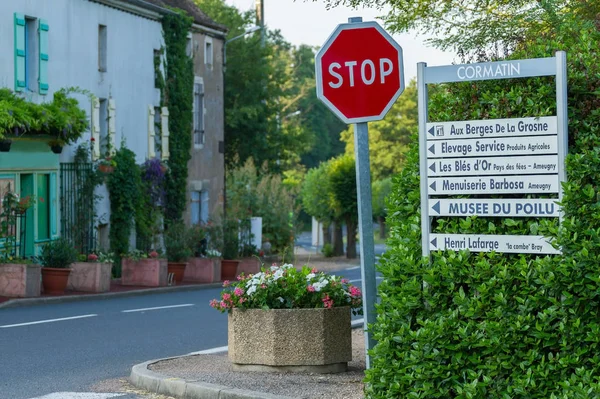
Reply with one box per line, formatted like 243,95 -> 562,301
0,263 -> 41,297
67,262 -> 112,292
228,307 -> 351,373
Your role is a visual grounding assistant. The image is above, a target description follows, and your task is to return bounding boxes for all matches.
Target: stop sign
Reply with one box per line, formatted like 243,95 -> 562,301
315,21 -> 404,124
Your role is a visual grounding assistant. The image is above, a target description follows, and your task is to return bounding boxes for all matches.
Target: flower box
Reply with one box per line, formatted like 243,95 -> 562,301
237,257 -> 260,276
121,258 -> 167,287
228,307 -> 352,373
184,258 -> 221,283
0,263 -> 41,297
67,262 -> 112,293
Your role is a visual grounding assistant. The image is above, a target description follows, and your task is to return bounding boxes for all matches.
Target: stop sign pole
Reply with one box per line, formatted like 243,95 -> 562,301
315,17 -> 404,369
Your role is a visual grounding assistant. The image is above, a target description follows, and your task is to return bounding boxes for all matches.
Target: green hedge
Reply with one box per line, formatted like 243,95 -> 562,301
365,18 -> 600,398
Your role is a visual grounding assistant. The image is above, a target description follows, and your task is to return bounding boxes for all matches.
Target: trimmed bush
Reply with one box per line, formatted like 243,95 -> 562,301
365,17 -> 600,398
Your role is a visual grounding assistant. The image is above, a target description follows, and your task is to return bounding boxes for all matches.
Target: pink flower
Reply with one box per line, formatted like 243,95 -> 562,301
223,280 -> 230,287
322,294 -> 333,309
87,254 -> 98,262
149,251 -> 159,258
349,286 -> 362,297
222,293 -> 231,301
341,278 -> 349,284
311,268 -> 318,273
209,299 -> 218,308
237,275 -> 244,280
307,285 -> 315,292
220,300 -> 227,308
234,287 -> 244,296
239,297 -> 247,303
261,284 -> 266,289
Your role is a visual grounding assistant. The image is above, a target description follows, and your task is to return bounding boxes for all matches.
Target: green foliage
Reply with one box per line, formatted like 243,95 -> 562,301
321,243 -> 334,258
226,158 -> 297,252
328,155 -> 358,258
106,146 -> 142,276
364,16 -> 600,399
39,238 -> 78,269
162,11 -> 194,224
301,160 -> 335,225
372,177 -> 392,220
341,80 -> 417,180
164,221 -> 192,262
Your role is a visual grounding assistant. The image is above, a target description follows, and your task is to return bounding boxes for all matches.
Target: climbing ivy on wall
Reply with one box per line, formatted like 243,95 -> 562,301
161,11 -> 194,225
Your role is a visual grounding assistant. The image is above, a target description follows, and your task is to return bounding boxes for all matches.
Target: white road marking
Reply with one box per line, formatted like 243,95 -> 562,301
185,320 -> 365,356
0,314 -> 98,329
28,392 -> 125,398
346,266 -> 360,271
121,303 -> 195,313
348,277 -> 383,283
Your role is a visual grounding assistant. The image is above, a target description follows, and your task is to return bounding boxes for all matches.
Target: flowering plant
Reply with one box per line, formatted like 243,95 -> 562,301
205,249 -> 222,258
210,264 -> 363,315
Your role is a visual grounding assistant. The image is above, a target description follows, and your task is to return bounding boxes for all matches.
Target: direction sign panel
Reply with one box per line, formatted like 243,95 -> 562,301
315,21 -> 404,124
426,116 -> 557,140
428,199 -> 560,217
427,136 -> 558,158
428,174 -> 559,195
429,234 -> 560,254
427,155 -> 558,176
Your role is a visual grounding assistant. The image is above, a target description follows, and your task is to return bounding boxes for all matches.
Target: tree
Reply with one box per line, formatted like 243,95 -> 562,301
319,0 -> 600,55
372,177 -> 392,239
301,161 -> 335,246
341,79 -> 417,181
328,155 -> 358,259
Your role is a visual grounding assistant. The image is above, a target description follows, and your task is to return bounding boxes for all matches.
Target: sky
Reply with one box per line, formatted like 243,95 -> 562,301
224,0 -> 457,81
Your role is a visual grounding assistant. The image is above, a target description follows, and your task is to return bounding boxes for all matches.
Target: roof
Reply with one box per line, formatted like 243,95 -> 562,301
121,0 -> 228,32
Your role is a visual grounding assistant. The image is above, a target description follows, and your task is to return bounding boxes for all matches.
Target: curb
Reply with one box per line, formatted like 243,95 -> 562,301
130,360 -> 294,399
0,283 -> 222,309
129,320 -> 365,399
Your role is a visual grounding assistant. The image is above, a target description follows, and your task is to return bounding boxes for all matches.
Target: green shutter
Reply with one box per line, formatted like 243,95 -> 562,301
49,172 -> 58,238
39,19 -> 49,94
14,13 -> 26,91
37,174 -> 50,241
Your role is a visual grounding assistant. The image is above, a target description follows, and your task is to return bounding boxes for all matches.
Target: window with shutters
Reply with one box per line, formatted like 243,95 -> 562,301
193,78 -> 205,148
191,191 -> 209,225
99,98 -> 108,155
205,38 -> 213,67
24,17 -> 38,92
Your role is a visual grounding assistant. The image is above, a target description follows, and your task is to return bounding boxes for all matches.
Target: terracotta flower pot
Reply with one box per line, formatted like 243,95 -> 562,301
167,262 -> 187,284
98,164 -> 114,173
220,259 -> 240,281
41,267 -> 71,295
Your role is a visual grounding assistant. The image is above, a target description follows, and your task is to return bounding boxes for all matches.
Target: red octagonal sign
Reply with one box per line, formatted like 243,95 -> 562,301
316,21 -> 405,124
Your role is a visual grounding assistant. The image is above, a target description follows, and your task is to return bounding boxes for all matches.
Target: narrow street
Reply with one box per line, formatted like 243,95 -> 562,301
0,266 -> 369,399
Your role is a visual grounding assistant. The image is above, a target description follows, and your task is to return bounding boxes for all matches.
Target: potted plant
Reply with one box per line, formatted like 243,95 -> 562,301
121,249 -> 167,287
67,252 -> 114,293
48,138 -> 64,154
164,222 -> 192,284
211,264 -> 363,372
221,218 -> 241,281
98,157 -> 117,174
39,238 -> 78,295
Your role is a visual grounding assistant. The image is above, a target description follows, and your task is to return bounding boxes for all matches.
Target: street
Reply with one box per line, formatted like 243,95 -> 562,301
0,266 -> 371,399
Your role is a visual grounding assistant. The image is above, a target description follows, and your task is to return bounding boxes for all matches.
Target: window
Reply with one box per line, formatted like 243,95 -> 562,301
204,38 -> 213,66
99,98 -> 108,154
25,17 -> 38,91
186,33 -> 193,58
154,106 -> 162,158
191,191 -> 209,225
98,25 -> 107,72
193,78 -> 205,147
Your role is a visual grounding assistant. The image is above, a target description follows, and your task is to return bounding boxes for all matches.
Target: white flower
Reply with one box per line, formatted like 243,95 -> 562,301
306,273 -> 316,280
278,297 -> 284,303
281,263 -> 294,270
247,285 -> 257,296
273,269 -> 284,280
270,265 -> 279,271
312,279 -> 329,292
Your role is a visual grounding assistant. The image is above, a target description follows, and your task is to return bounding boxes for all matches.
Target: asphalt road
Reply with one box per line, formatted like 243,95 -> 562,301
0,266 -> 371,399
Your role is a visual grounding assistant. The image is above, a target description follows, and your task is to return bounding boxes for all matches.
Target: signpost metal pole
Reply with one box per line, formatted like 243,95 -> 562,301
347,16 -> 377,369
417,62 -> 430,258
555,51 -> 568,222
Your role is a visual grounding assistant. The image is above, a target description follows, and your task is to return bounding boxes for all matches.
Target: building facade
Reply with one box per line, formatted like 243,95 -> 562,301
0,0 -> 226,256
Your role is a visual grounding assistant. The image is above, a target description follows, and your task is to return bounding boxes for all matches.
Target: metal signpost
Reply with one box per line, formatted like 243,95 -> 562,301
315,18 -> 405,368
418,53 -> 568,258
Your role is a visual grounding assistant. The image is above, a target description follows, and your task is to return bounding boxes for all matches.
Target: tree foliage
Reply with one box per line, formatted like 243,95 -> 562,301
341,79 -> 416,181
301,160 -> 335,226
320,0 -> 600,55
328,155 -> 358,258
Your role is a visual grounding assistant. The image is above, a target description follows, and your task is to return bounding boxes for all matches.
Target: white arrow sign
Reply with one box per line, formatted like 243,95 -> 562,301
428,174 -> 559,195
426,116 -> 557,140
427,135 -> 558,159
429,234 -> 560,254
429,198 -> 560,217
427,155 -> 559,176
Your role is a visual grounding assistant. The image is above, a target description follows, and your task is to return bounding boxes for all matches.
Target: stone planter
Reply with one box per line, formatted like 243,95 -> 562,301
237,257 -> 261,276
0,263 -> 41,297
121,258 -> 167,287
184,258 -> 221,283
228,307 -> 352,373
67,262 -> 112,293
